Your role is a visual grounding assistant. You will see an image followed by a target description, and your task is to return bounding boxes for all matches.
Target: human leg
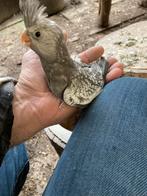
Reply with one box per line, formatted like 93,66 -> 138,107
44,77 -> 147,196
0,144 -> 29,196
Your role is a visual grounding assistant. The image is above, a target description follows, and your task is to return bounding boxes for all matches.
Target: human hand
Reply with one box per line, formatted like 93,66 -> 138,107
11,46 -> 123,145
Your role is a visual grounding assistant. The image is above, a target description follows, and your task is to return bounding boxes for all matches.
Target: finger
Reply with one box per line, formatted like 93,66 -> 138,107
106,68 -> 124,82
109,62 -> 124,71
79,46 -> 104,64
108,57 -> 118,66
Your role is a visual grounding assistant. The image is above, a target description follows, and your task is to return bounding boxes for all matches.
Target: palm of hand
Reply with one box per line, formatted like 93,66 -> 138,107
12,50 -> 76,144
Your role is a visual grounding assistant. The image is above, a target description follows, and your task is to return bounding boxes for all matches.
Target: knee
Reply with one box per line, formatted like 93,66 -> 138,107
98,77 -> 147,104
85,77 -> 147,119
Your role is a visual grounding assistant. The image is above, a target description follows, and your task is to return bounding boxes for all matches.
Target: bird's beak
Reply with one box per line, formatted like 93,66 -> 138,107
21,31 -> 31,47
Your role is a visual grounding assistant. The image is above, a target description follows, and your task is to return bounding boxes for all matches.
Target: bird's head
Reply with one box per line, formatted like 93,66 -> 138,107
19,0 -> 67,63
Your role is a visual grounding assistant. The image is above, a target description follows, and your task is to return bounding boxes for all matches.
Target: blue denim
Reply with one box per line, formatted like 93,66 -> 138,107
1,77 -> 147,196
0,144 -> 29,196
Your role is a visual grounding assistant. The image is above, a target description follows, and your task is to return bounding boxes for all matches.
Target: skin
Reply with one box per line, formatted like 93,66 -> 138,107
11,46 -> 123,145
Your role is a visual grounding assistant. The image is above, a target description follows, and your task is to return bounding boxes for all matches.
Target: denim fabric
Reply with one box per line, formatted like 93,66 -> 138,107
1,77 -> 147,196
0,144 -> 29,196
43,77 -> 147,196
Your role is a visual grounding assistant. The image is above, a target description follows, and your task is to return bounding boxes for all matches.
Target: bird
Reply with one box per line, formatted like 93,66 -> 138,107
19,0 -> 109,107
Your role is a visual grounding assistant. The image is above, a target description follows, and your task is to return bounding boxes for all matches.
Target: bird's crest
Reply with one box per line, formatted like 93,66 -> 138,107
19,0 -> 48,27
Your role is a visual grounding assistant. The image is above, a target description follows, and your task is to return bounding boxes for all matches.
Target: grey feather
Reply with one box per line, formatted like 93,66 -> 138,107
20,0 -> 109,107
19,0 -> 48,27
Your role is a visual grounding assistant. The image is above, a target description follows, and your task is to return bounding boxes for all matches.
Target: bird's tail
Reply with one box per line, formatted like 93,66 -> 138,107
90,57 -> 109,82
97,57 -> 109,76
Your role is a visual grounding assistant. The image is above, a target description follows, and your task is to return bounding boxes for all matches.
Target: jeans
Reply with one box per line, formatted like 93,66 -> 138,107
1,77 -> 147,196
0,144 -> 29,196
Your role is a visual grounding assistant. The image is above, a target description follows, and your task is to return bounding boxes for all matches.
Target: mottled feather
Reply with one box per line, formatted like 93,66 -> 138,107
63,57 -> 107,106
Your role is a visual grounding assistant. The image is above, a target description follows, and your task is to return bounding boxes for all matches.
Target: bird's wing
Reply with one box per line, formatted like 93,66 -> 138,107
72,57 -> 91,69
72,56 -> 109,74
63,68 -> 104,107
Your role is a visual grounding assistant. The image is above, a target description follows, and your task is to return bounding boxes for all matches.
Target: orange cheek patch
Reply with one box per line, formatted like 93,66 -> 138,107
21,31 -> 31,47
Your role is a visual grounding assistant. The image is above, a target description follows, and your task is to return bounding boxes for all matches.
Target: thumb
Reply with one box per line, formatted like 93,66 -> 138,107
79,46 -> 104,64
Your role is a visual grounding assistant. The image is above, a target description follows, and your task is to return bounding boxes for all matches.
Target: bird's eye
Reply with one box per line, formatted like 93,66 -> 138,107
35,31 -> 41,38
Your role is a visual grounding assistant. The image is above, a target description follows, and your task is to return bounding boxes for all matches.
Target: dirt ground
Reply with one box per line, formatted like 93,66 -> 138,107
0,0 -> 146,195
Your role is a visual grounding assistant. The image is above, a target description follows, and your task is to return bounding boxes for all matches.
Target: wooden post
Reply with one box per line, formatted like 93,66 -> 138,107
43,0 -> 65,15
139,0 -> 147,8
98,0 -> 112,27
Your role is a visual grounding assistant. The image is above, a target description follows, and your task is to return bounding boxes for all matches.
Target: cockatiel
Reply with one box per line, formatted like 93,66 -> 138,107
19,0 -> 109,107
